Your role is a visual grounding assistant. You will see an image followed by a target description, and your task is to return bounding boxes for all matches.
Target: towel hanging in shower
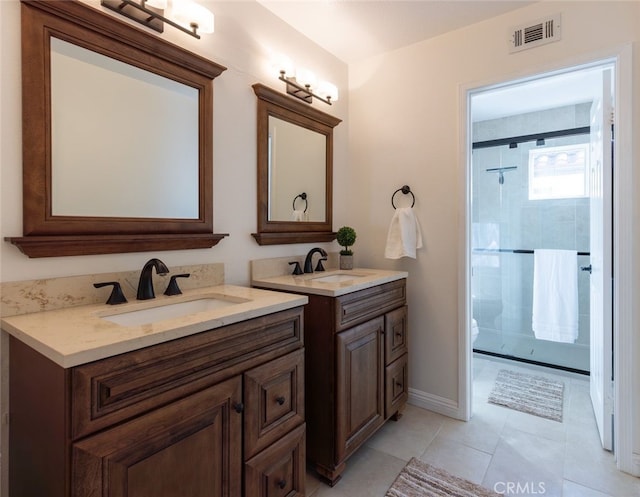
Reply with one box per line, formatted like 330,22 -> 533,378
532,249 -> 579,343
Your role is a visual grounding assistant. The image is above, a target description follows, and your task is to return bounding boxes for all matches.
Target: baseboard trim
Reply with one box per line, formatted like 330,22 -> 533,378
629,452 -> 640,477
408,388 -> 463,420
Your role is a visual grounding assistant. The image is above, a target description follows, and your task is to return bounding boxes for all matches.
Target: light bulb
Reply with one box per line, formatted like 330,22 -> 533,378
273,54 -> 295,78
295,67 -> 317,89
144,0 -> 167,9
171,0 -> 215,34
317,81 -> 339,102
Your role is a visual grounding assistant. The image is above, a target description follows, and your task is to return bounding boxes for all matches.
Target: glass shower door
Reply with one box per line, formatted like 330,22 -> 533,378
471,134 -> 591,373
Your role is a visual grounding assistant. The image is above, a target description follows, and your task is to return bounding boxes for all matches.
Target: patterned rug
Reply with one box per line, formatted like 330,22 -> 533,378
386,458 -> 500,497
488,369 -> 564,422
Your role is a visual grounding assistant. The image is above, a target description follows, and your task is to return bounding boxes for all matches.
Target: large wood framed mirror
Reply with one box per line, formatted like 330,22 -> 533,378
6,0 -> 227,257
251,83 -> 341,245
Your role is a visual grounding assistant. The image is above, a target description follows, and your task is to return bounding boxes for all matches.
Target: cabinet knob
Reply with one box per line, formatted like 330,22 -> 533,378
277,479 -> 287,489
276,396 -> 286,406
395,381 -> 403,388
233,402 -> 244,413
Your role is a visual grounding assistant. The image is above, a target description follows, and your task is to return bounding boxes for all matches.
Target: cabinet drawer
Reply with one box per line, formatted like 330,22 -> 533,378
71,307 -> 303,440
385,305 -> 408,365
336,279 -> 406,331
385,353 -> 408,418
245,423 -> 306,497
244,349 -> 305,459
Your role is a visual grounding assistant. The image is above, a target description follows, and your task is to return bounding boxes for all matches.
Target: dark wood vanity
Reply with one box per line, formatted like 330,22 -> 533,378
252,271 -> 409,487
304,278 -> 408,485
9,307 -> 306,497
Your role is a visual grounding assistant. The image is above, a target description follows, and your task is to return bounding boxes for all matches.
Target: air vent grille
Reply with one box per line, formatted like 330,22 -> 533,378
510,14 -> 561,53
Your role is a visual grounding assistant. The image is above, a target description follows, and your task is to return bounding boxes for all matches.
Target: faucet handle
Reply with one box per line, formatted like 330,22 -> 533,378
164,273 -> 191,296
315,258 -> 327,272
94,281 -> 128,305
288,261 -> 303,275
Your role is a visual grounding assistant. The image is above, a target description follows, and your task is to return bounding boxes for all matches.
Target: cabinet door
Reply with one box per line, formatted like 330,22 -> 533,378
336,317 -> 384,462
245,423 -> 306,497
72,377 -> 242,497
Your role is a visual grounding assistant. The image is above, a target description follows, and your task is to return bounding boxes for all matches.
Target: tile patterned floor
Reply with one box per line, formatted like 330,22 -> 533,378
306,356 -> 640,497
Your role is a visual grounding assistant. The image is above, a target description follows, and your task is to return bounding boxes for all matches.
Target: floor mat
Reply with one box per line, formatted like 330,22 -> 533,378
488,369 -> 564,422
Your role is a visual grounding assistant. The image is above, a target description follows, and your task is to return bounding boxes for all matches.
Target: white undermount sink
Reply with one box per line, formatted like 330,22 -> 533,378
101,297 -> 248,326
311,273 -> 366,283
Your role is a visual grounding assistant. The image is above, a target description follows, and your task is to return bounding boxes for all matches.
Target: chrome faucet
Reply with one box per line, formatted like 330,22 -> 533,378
137,258 -> 170,300
303,247 -> 327,274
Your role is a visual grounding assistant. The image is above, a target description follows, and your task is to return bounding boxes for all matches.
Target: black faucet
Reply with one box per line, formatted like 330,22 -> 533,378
137,258 -> 170,300
303,247 -> 327,273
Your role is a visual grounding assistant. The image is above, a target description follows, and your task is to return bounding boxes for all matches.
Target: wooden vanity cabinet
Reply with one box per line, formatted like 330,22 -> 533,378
304,279 -> 408,485
9,307 -> 306,497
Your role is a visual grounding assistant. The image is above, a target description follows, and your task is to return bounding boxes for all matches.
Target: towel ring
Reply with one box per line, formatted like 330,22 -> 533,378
292,192 -> 308,213
391,185 -> 415,209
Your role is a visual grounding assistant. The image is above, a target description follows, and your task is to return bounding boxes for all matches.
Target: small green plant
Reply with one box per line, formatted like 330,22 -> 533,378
336,226 -> 357,255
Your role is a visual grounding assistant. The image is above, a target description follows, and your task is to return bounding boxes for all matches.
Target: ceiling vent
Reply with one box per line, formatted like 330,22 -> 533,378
509,14 -> 561,53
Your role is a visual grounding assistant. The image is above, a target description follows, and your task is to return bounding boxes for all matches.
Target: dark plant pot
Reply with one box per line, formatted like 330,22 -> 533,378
340,254 -> 353,270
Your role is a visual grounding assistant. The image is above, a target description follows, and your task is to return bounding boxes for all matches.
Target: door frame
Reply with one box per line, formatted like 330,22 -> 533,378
458,45 -> 636,475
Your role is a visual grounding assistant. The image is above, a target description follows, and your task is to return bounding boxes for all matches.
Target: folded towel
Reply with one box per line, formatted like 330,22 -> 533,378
384,207 -> 423,259
292,209 -> 307,222
532,249 -> 579,343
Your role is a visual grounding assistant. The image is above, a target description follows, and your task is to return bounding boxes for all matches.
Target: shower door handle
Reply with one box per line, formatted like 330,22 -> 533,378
580,264 -> 592,274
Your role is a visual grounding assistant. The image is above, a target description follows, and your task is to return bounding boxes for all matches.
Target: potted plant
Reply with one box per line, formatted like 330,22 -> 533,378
336,226 -> 357,270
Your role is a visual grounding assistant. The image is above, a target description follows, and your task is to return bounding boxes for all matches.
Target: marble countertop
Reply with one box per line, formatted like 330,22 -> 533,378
251,268 -> 408,297
1,285 -> 307,368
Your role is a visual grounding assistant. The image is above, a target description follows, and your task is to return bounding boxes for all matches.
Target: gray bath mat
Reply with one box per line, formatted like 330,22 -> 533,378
488,369 -> 564,422
386,457 -> 500,497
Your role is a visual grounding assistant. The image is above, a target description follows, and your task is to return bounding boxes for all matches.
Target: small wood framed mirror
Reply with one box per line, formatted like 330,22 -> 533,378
251,83 -> 341,245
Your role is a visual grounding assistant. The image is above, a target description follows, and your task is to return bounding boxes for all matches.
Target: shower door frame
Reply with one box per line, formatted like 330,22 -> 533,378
458,46 -> 636,475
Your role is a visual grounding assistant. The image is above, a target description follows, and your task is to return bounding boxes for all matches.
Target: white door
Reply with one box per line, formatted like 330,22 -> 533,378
588,68 -> 613,451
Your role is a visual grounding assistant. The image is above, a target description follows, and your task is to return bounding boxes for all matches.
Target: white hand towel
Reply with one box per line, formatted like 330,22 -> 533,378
384,207 -> 423,259
292,210 -> 307,222
532,249 -> 579,343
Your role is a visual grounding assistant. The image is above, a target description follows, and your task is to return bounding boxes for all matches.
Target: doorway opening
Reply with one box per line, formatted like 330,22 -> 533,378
466,60 -> 615,450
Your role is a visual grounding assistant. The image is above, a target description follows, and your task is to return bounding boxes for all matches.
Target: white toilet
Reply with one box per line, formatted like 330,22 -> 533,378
471,318 -> 479,344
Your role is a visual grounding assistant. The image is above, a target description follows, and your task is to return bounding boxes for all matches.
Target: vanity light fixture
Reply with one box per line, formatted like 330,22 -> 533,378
277,67 -> 339,106
101,0 -> 214,39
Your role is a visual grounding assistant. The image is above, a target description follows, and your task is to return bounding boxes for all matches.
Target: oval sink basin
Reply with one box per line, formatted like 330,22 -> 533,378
311,273 -> 365,283
101,297 -> 247,326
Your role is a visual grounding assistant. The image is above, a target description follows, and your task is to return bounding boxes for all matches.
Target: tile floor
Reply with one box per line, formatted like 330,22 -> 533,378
306,355 -> 640,497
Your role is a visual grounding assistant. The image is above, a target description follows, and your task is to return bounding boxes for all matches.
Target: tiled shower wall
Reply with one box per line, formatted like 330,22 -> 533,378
471,103 -> 591,371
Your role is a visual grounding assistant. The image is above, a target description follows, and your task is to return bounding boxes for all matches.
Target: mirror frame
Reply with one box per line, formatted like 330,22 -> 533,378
251,83 -> 341,245
6,0 -> 227,257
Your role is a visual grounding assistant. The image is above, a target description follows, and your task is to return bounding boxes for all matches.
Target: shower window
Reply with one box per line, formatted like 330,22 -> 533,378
528,143 -> 590,200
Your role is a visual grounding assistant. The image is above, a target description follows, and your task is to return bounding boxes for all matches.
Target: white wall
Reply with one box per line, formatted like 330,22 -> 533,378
0,0 -> 349,285
348,0 -> 639,471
